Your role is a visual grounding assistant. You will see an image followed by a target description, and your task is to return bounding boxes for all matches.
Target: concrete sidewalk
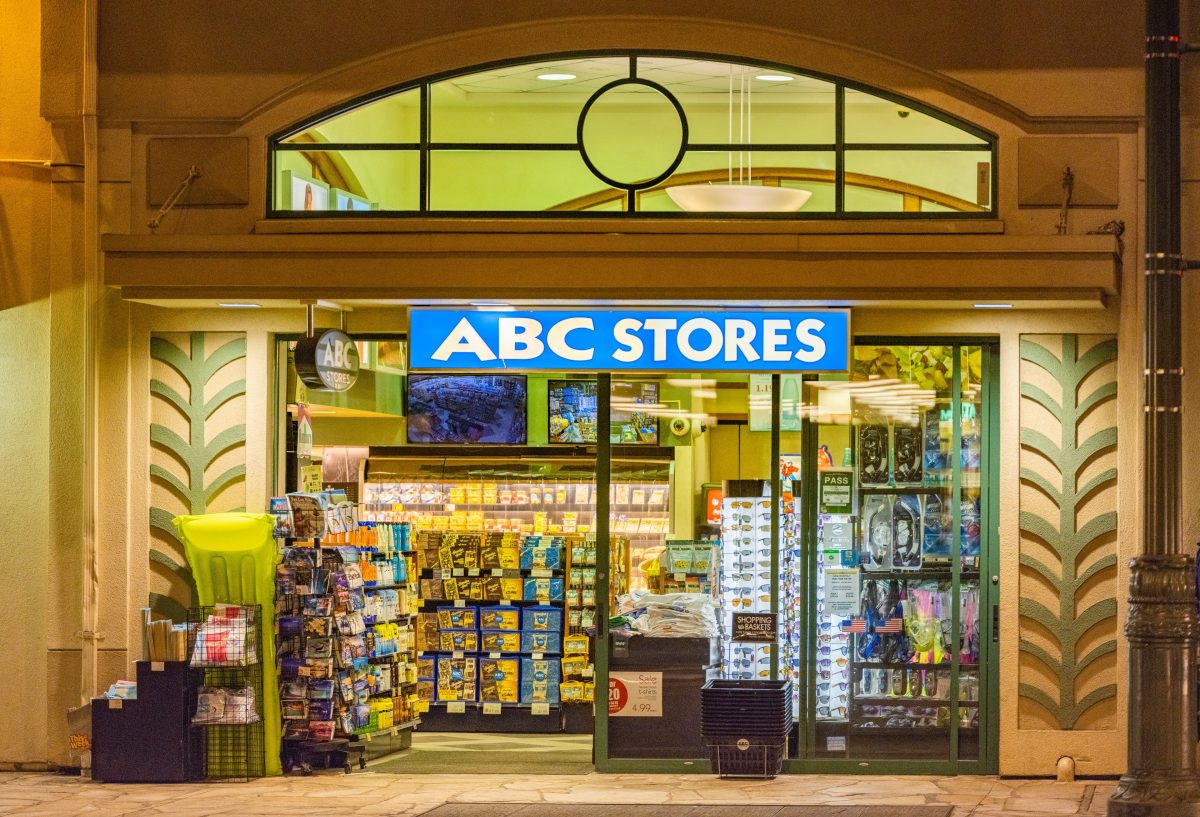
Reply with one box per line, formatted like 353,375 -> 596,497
0,771 -> 1116,817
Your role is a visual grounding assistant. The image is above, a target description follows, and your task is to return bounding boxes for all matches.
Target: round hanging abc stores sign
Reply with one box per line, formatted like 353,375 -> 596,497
295,330 -> 360,392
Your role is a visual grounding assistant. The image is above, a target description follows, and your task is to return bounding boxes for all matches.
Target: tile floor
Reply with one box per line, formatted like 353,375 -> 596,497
0,771 -> 1116,817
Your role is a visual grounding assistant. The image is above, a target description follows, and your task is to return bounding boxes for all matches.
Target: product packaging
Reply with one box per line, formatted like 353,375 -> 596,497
479,606 -> 520,631
439,629 -> 479,652
519,658 -> 562,705
480,630 -> 521,653
521,605 -> 564,632
520,630 -> 560,654
479,658 -> 520,703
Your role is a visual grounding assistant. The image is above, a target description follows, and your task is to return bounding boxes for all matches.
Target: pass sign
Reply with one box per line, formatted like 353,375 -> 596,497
409,309 -> 849,372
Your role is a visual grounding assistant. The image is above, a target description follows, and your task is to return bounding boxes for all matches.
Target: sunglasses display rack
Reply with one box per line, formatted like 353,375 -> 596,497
718,496 -> 775,679
778,491 -> 804,712
813,513 -> 854,725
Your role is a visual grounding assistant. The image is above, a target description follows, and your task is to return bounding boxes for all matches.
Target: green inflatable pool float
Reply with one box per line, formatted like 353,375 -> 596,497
174,512 -> 281,777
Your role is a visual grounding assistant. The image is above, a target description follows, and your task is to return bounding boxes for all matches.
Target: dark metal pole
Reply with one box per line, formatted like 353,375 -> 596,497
1109,0 -> 1200,813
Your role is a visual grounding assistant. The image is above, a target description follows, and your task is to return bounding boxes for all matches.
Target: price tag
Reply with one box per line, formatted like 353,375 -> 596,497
391,727 -> 399,736
673,572 -> 686,581
453,568 -> 465,577
447,701 -> 466,714
532,568 -> 552,578
490,568 -> 504,577
582,666 -> 594,678
482,702 -> 501,715
489,652 -> 501,659
416,700 -> 430,713
453,651 -> 465,659
150,661 -> 165,672
108,699 -> 123,710
531,703 -> 551,716
532,652 -> 544,660
440,569 -> 452,580
362,733 -> 373,742
500,599 -> 512,606
454,599 -> 466,608
468,569 -> 480,577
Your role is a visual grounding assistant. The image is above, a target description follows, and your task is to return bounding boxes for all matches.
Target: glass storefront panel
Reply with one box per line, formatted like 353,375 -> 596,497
430,57 -> 629,144
844,150 -> 991,212
798,343 -> 993,765
429,150 -> 612,211
282,88 -> 421,144
635,56 -> 836,145
843,89 -> 989,146
642,151 -> 836,213
274,149 -> 419,212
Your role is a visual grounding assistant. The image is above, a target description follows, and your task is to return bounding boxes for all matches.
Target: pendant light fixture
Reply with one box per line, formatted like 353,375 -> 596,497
666,65 -> 812,213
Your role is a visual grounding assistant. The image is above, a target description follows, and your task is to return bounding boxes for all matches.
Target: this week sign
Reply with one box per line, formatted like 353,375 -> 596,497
408,309 -> 850,372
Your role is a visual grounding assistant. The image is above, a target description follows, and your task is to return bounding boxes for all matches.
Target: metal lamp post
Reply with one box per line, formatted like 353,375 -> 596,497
1109,1 -> 1200,814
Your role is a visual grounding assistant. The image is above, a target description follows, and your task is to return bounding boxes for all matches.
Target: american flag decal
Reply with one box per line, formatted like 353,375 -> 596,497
840,617 -> 903,634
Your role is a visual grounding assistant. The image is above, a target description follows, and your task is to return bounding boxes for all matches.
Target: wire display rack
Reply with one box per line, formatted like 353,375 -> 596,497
187,604 -> 266,780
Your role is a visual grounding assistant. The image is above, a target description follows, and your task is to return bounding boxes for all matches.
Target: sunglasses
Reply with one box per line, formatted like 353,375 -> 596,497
818,645 -> 849,656
817,706 -> 848,718
729,658 -> 771,668
818,657 -> 849,669
732,645 -> 771,655
817,682 -> 850,693
730,598 -> 760,608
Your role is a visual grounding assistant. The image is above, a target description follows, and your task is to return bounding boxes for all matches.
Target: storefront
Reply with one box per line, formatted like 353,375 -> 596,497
269,305 -> 1000,774
88,28 -> 1134,780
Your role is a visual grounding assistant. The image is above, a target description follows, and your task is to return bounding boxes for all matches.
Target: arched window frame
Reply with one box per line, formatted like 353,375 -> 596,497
268,50 -> 998,219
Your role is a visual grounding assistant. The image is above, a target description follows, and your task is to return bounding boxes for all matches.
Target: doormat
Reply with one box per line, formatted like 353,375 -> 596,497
371,750 -> 593,776
416,807 -> 955,817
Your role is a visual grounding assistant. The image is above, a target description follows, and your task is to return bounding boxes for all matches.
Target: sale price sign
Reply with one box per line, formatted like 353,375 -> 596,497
608,672 -> 663,717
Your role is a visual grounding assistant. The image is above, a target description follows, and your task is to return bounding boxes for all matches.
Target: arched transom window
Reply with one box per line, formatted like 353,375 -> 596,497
270,52 -> 996,217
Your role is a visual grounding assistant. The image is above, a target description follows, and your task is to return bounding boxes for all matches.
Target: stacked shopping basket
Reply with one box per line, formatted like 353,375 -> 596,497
700,679 -> 792,779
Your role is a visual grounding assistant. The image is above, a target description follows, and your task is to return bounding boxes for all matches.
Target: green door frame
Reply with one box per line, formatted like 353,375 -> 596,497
594,341 -> 1000,774
783,338 -> 1000,775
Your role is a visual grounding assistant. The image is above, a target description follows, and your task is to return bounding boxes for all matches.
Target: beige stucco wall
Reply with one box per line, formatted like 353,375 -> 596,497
0,0 -> 54,768
8,0 -> 1200,774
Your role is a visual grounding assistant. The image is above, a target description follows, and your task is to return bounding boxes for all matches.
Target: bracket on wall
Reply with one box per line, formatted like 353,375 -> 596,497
148,165 -> 203,233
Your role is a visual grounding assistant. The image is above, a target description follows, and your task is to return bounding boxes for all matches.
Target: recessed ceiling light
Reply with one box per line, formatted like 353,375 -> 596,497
973,303 -> 1013,309
537,73 -> 576,81
756,74 -> 794,82
218,302 -> 261,309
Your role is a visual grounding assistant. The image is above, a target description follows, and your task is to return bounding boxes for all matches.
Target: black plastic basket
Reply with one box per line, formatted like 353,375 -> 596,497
710,739 -> 787,779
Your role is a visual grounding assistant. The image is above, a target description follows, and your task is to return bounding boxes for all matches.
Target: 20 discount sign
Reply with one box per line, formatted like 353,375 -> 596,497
408,309 -> 850,372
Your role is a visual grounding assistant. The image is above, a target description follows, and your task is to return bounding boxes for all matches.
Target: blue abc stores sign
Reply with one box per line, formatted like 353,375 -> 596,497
408,309 -> 850,372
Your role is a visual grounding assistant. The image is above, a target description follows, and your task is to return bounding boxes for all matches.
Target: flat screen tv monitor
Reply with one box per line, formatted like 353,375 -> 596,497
611,380 -> 659,444
406,374 -> 528,444
547,379 -> 658,444
548,379 -> 599,443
